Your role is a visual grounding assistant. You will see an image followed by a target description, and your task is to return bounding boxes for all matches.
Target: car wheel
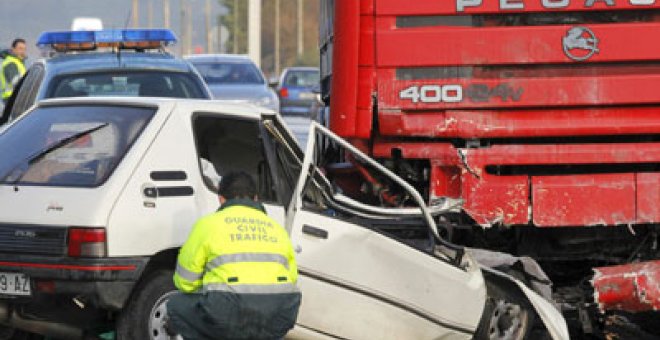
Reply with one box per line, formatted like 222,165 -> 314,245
116,270 -> 182,340
474,282 -> 536,340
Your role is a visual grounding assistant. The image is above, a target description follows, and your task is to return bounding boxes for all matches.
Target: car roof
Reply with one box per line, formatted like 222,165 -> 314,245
35,96 -> 276,120
184,54 -> 256,64
42,52 -> 194,75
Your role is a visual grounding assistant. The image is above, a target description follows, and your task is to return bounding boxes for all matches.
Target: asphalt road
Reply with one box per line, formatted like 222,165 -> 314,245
282,115 -> 313,149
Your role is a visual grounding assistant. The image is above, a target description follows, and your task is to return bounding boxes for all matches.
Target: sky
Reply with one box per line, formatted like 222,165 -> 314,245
0,0 -> 227,61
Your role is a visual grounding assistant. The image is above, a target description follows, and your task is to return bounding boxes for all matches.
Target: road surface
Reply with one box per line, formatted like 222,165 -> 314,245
282,115 -> 313,148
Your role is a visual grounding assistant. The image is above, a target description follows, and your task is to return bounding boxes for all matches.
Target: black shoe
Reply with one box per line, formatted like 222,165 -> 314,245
163,317 -> 178,337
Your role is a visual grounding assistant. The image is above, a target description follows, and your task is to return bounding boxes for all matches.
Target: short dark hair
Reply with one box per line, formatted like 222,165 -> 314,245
217,171 -> 257,200
11,38 -> 25,48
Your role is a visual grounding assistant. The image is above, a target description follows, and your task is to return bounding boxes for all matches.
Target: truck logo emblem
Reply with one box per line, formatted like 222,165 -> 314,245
563,27 -> 599,62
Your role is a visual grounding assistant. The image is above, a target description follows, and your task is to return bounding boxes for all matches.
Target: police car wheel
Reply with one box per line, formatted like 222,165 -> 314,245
116,270 -> 179,340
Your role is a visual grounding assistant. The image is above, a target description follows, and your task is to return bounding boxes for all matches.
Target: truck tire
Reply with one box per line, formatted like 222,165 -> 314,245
116,270 -> 180,340
474,281 -> 536,340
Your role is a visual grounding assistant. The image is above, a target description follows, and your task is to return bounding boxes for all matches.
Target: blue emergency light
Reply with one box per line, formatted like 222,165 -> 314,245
37,29 -> 177,51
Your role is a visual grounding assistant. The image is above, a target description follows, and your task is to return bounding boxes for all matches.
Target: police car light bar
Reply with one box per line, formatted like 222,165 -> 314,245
37,29 -> 177,52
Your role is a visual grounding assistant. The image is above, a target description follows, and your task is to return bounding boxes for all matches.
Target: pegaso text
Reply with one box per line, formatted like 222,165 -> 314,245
457,0 -> 658,12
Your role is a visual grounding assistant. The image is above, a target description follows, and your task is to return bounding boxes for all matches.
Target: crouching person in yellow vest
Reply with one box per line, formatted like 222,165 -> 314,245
167,171 -> 301,340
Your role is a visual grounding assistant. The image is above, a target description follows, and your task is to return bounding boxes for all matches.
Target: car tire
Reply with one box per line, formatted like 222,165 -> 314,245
116,270 -> 179,340
474,281 -> 536,340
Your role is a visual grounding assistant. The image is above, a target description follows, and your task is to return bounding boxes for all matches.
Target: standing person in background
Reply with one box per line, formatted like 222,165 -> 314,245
1,38 -> 27,103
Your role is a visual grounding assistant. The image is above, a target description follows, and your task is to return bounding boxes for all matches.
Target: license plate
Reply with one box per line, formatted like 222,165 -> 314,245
0,272 -> 31,296
299,92 -> 316,100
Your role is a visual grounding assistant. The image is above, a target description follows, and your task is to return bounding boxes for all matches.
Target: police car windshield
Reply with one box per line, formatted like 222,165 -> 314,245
47,71 -> 206,99
0,105 -> 154,187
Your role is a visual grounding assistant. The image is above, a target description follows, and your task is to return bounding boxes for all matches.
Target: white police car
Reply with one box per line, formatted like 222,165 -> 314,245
0,97 -> 568,340
0,29 -> 211,126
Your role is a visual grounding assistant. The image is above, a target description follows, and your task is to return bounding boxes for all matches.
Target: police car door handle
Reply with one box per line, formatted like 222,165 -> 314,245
302,225 -> 328,239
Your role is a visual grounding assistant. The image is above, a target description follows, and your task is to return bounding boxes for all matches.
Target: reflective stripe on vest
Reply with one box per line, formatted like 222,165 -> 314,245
203,282 -> 300,295
176,262 -> 203,282
173,204 -> 298,293
206,252 -> 290,272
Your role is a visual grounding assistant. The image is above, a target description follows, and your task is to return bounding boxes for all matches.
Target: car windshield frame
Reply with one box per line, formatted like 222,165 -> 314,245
45,70 -> 207,99
0,104 -> 156,188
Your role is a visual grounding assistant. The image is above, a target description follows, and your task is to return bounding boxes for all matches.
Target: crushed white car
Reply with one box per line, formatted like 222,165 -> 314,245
0,98 -> 568,339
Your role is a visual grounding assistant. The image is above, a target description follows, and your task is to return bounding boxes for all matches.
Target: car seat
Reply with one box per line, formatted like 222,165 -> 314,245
138,77 -> 173,97
56,84 -> 88,98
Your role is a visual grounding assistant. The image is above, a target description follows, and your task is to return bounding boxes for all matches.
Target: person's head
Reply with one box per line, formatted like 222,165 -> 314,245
11,38 -> 26,59
217,171 -> 257,204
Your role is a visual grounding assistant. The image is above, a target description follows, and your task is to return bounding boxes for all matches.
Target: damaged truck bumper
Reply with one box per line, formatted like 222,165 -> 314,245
593,260 -> 660,313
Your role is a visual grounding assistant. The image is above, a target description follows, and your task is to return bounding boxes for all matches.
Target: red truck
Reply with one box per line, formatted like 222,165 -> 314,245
319,0 -> 660,337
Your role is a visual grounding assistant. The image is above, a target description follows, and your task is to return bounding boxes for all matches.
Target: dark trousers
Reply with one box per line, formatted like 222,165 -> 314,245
167,291 -> 301,340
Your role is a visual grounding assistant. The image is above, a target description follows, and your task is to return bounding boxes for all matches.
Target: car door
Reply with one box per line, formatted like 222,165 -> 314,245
265,119 -> 487,340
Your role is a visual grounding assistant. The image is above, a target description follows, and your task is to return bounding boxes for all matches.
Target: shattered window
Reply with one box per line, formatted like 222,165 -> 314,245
263,119 -> 328,210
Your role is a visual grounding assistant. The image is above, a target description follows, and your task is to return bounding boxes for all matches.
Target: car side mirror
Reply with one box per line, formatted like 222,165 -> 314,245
268,77 -> 279,88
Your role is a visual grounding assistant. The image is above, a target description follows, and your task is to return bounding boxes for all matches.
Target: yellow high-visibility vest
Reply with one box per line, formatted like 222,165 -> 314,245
1,55 -> 26,100
174,201 -> 298,294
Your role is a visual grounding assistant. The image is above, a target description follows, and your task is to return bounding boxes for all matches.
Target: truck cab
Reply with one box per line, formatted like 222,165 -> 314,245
320,1 -> 660,336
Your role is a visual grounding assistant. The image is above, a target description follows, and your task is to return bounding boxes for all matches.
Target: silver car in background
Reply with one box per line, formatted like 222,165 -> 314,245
185,54 -> 279,111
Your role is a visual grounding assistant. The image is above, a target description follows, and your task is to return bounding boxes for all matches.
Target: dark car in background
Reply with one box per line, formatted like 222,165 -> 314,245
0,29 -> 211,126
185,54 -> 279,111
276,67 -> 320,117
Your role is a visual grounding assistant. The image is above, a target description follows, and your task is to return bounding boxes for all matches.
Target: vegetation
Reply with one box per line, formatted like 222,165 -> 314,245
219,0 -> 320,77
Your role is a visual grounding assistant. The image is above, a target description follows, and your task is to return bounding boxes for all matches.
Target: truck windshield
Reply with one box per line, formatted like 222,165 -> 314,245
0,105 -> 154,187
